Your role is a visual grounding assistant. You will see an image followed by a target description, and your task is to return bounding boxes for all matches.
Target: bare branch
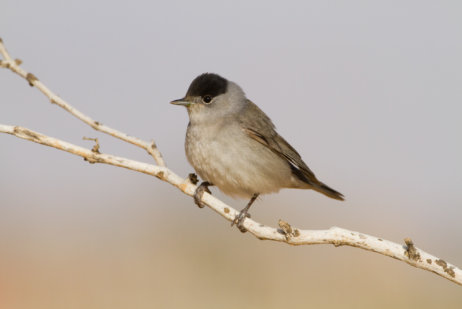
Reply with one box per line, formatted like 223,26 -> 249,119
1,38 -> 461,286
0,39 -> 165,166
1,124 -> 461,286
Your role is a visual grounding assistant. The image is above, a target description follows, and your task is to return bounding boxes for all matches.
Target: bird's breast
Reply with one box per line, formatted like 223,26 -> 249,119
185,122 -> 293,198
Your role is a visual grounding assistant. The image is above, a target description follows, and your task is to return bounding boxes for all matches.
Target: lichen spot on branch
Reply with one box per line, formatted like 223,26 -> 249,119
435,259 -> 456,278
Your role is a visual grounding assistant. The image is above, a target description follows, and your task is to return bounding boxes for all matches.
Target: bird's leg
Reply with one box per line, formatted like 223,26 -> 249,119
231,193 -> 259,233
193,181 -> 213,208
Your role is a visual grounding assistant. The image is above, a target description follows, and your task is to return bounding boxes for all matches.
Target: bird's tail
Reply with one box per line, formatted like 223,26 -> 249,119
313,182 -> 344,201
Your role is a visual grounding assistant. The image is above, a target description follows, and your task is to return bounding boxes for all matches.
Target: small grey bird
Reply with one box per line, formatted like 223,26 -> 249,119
171,73 -> 343,232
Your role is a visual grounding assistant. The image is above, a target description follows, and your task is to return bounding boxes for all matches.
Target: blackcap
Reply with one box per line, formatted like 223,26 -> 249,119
171,73 -> 343,232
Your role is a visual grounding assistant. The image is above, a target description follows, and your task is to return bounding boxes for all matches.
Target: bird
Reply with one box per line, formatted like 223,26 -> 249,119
171,73 -> 343,232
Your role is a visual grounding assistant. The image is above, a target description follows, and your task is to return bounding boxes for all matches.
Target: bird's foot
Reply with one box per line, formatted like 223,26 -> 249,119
231,193 -> 259,233
193,181 -> 212,208
231,209 -> 251,233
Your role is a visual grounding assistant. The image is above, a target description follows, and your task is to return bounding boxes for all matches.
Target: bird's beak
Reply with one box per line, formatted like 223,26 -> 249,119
170,98 -> 191,107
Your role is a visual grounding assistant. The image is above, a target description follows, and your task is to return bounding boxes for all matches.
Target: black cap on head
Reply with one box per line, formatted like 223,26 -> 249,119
186,73 -> 228,98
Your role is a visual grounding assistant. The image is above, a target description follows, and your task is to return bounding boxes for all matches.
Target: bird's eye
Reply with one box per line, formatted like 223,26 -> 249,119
202,95 -> 212,104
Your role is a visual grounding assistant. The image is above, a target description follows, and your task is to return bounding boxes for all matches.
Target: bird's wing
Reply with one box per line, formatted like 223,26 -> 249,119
238,100 -> 319,186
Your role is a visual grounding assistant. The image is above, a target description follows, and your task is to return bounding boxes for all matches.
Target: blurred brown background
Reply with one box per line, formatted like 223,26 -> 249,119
1,1 -> 461,308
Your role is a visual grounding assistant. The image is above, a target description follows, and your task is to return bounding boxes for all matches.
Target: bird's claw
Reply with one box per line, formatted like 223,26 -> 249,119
193,181 -> 211,208
231,210 -> 251,233
231,193 -> 259,233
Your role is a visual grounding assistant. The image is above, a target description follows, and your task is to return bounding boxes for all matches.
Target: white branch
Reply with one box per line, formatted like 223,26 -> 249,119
1,38 -> 461,286
0,38 -> 165,167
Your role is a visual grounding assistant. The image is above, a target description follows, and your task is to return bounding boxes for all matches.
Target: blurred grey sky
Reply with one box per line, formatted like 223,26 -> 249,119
1,1 -> 462,308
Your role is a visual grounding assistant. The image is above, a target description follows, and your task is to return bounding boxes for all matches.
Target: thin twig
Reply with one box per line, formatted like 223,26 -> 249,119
0,38 -> 165,166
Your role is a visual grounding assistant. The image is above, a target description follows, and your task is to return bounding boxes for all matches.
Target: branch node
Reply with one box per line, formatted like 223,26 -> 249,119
404,237 -> 421,261
26,73 -> 38,86
83,137 -> 101,154
150,140 -> 157,150
156,171 -> 165,180
147,140 -> 166,167
14,58 -> 22,65
50,96 -> 58,105
278,219 -> 299,240
188,173 -> 199,185
332,240 -> 344,247
83,157 -> 98,164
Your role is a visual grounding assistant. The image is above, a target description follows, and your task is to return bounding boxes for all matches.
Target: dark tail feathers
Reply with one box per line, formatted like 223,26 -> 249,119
313,182 -> 344,201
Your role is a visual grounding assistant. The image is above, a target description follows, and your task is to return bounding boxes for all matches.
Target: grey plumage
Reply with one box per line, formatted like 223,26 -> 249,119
236,100 -> 343,200
171,73 -> 343,230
